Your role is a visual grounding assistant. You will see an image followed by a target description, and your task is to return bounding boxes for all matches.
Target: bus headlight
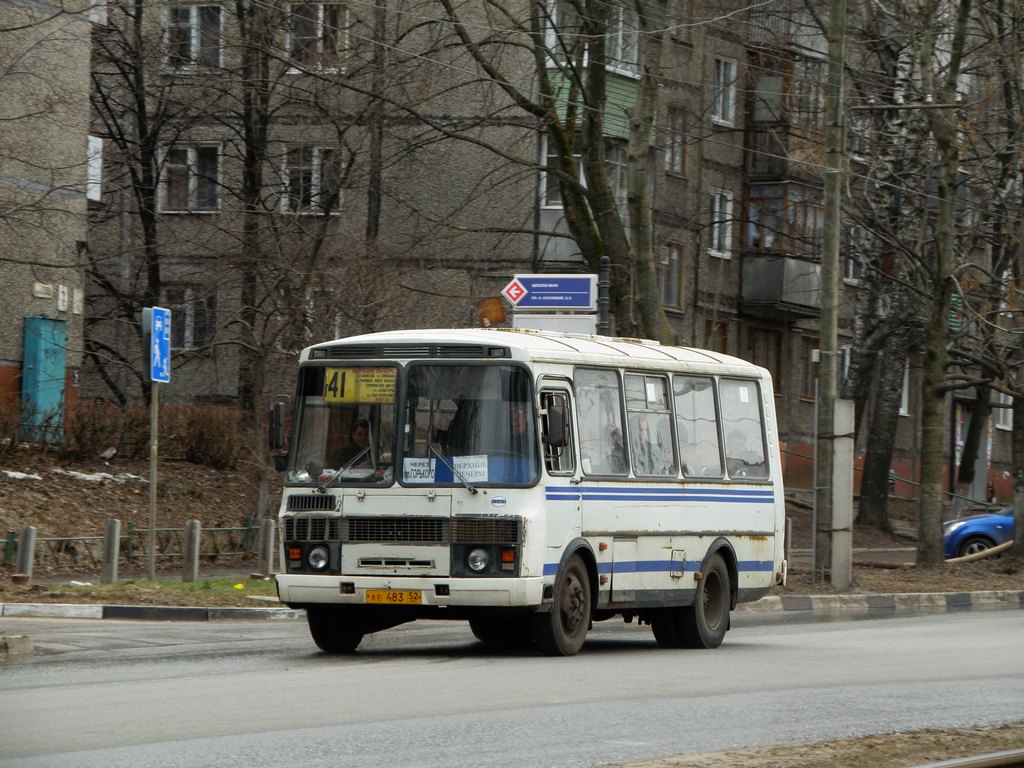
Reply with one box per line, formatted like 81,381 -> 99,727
308,545 -> 329,570
467,548 -> 490,572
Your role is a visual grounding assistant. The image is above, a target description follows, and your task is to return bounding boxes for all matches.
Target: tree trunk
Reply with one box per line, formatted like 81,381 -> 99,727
856,330 -> 909,533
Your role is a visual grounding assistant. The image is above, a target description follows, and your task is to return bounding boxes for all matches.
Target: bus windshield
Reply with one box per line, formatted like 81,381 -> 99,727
287,362 -> 538,487
402,363 -> 538,487
288,365 -> 398,486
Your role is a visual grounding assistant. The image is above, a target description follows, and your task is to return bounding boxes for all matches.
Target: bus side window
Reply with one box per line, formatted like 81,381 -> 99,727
541,391 -> 575,475
673,375 -> 723,478
720,379 -> 768,479
625,374 -> 676,477
575,368 -> 628,476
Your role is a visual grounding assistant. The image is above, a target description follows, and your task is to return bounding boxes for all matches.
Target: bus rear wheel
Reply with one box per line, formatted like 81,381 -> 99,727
533,554 -> 591,656
652,553 -> 730,649
307,606 -> 364,653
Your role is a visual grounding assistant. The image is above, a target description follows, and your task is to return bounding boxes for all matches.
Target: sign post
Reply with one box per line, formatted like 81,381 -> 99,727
143,307 -> 171,580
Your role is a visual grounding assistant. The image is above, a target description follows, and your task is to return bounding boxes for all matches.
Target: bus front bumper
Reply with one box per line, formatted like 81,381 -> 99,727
276,574 -> 545,609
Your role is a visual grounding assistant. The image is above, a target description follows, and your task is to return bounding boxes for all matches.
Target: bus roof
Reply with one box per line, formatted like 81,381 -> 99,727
302,327 -> 769,379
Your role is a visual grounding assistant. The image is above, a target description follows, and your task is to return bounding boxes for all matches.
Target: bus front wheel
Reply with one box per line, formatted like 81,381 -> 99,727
652,553 -> 731,649
533,554 -> 591,656
307,606 -> 364,653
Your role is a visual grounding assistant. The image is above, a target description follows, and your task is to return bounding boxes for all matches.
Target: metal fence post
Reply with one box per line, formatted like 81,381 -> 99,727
183,519 -> 201,582
15,525 -> 37,584
4,530 -> 15,565
102,519 -> 121,584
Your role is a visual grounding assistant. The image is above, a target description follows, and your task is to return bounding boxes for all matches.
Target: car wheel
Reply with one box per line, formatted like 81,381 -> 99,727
958,535 -> 996,557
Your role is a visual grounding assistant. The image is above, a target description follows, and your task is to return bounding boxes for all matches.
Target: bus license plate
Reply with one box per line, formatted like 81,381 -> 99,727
365,589 -> 422,605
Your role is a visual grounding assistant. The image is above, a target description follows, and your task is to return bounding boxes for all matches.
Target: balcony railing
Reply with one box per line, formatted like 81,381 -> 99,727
741,252 -> 821,318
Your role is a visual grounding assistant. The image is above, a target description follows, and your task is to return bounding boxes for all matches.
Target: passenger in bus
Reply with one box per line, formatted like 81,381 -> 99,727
332,419 -> 372,468
725,429 -> 764,477
490,404 -> 532,483
446,398 -> 479,455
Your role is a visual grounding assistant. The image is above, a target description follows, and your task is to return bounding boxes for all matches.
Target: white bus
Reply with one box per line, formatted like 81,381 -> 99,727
270,327 -> 787,655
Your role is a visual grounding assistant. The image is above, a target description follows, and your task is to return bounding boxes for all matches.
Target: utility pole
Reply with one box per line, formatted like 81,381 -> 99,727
815,0 -> 847,584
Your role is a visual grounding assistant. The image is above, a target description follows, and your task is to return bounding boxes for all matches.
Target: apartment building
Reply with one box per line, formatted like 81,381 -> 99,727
0,0 -> 93,439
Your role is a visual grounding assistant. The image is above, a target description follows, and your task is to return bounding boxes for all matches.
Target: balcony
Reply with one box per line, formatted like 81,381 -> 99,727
741,252 -> 821,319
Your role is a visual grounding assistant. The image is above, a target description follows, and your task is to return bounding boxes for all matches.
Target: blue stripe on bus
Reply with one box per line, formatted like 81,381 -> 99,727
543,560 -> 775,576
545,486 -> 774,503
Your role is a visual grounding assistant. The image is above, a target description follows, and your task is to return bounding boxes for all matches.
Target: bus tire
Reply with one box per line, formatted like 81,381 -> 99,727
532,554 -> 591,656
469,617 -> 532,645
307,606 -> 364,653
652,553 -> 730,649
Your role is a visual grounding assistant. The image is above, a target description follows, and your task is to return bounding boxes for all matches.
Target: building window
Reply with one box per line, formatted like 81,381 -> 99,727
746,183 -> 823,257
165,5 -> 222,69
670,0 -> 690,42
604,140 -> 628,217
994,390 -> 1013,431
545,0 -> 636,75
540,136 -> 627,214
712,57 -> 736,125
283,146 -> 344,214
162,285 -> 216,349
606,6 -> 639,76
162,145 -> 220,212
659,243 -> 683,308
709,189 -> 733,258
844,225 -> 866,283
665,107 -> 685,175
788,58 -> 824,132
87,136 -> 103,203
747,328 -> 782,390
286,3 -> 347,71
541,136 -> 582,209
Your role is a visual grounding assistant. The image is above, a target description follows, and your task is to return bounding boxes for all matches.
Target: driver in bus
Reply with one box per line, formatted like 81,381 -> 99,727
332,419 -> 372,468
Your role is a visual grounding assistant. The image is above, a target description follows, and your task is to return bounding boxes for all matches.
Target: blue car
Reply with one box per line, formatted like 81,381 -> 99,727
943,508 -> 1015,559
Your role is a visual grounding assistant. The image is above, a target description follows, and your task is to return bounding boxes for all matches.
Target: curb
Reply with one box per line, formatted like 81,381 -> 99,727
736,589 -> 1024,616
3,590 -> 1022,621
0,602 -> 306,621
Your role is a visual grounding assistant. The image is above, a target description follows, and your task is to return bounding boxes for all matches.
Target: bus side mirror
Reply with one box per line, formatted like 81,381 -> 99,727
268,400 -> 286,451
543,402 -> 568,448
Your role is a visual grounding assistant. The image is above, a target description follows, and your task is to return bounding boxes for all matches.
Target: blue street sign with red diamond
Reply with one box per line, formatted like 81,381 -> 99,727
501,274 -> 596,310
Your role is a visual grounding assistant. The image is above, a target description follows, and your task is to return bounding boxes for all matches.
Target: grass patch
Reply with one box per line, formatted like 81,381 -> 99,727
9,576 -> 280,607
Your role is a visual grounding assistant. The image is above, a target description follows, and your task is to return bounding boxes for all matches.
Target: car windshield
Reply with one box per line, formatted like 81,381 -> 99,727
401,363 -> 538,487
287,365 -> 397,487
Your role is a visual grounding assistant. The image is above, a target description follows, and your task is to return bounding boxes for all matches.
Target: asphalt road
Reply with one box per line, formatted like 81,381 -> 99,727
1,609 -> 1022,767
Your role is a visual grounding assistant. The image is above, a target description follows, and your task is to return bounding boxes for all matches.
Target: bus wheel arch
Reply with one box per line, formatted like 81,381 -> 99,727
652,541 -> 735,650
533,540 -> 596,656
704,537 -> 739,611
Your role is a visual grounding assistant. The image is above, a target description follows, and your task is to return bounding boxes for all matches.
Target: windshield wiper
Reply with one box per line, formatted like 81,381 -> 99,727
429,443 -> 478,494
315,447 -> 371,494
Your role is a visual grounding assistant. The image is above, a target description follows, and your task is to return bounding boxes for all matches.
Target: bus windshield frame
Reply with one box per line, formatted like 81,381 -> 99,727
286,360 -> 540,488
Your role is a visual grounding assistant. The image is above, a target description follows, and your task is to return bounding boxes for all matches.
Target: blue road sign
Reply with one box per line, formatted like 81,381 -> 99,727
502,274 -> 596,310
149,306 -> 171,383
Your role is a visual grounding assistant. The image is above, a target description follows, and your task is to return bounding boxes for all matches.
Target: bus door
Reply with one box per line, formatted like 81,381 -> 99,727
539,384 -> 581,553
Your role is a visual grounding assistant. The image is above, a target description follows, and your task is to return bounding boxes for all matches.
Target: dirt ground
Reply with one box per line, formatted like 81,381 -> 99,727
3,450 -> 1023,765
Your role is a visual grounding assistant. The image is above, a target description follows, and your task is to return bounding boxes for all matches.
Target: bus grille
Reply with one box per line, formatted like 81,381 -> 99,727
282,515 -> 521,545
284,515 -> 341,542
451,518 -> 521,543
286,494 -> 336,512
343,517 -> 449,544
